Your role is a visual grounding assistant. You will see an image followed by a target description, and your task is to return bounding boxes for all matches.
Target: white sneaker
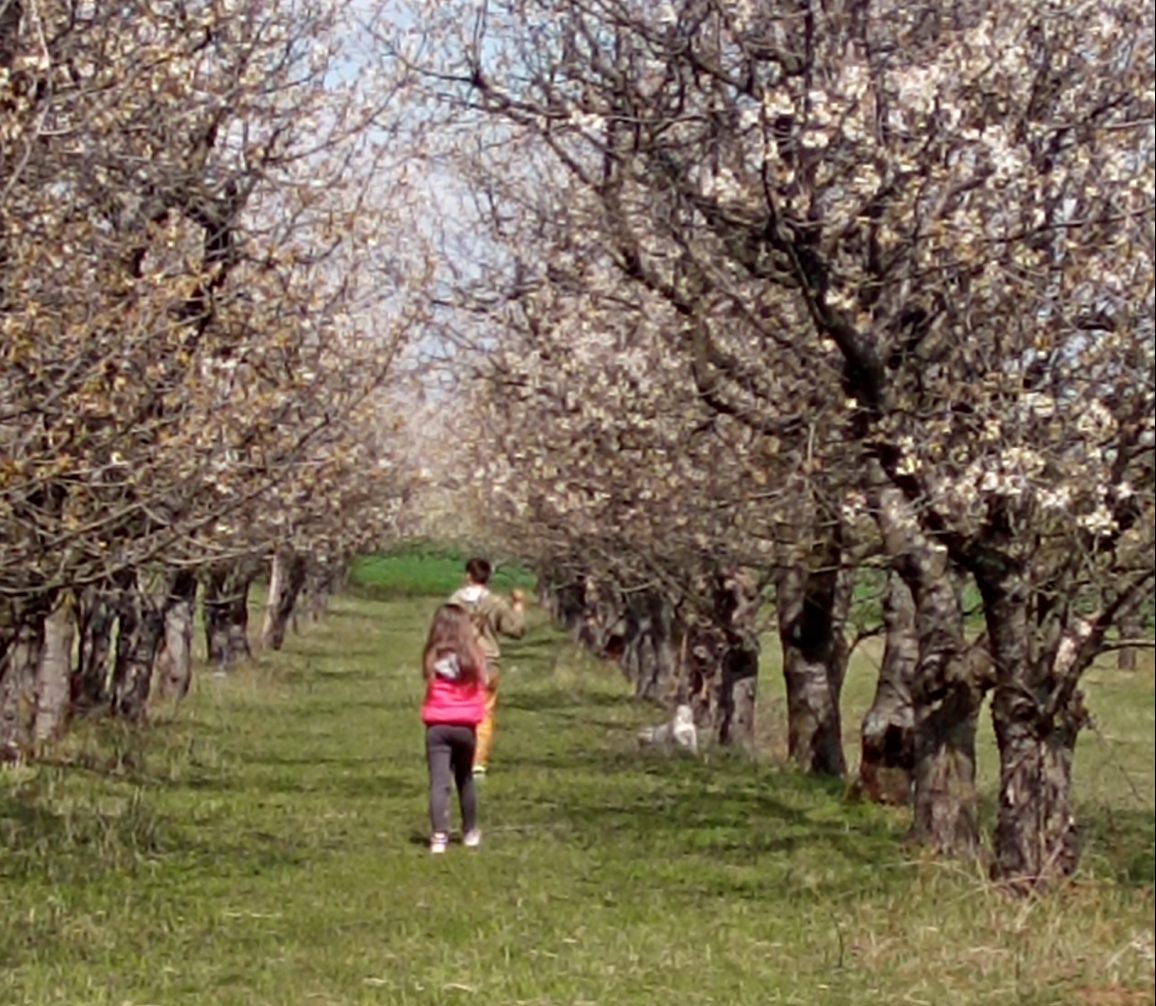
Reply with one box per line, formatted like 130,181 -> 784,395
429,832 -> 448,854
463,829 -> 481,849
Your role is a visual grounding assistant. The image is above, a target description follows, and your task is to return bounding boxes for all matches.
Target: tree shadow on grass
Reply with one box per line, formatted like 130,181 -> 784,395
277,641 -> 385,662
1078,805 -> 1156,888
0,787 -> 311,886
503,688 -> 639,714
276,666 -> 385,686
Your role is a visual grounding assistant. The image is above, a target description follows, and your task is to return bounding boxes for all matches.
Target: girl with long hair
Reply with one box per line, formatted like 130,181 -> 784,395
420,603 -> 488,853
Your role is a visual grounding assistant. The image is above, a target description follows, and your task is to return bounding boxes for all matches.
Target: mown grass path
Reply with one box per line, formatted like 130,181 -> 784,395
2,593 -> 1153,1006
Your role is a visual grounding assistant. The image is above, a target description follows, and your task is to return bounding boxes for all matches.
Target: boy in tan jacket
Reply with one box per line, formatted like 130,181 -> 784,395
449,557 -> 525,775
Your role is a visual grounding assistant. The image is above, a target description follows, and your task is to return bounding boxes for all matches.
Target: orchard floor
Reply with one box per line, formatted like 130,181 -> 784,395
2,593 -> 1153,1006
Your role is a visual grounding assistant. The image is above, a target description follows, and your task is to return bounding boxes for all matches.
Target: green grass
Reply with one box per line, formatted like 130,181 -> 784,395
1,592 -> 1153,1006
349,549 -> 536,600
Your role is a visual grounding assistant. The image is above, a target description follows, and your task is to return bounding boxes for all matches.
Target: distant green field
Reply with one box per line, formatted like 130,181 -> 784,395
349,547 -> 537,599
1,574 -> 1152,1006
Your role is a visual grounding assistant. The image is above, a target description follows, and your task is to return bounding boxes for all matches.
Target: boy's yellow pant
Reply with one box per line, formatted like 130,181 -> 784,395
475,670 -> 500,769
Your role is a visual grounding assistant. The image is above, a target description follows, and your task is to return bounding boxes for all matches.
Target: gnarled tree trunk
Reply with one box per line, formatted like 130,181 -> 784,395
980,574 -> 1083,889
871,469 -> 983,857
908,604 -> 982,857
857,572 -> 917,805
775,538 -> 852,777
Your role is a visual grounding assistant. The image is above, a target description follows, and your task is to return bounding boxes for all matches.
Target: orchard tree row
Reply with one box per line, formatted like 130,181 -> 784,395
3,0 -> 1153,895
382,0 -> 1155,891
0,2 -> 428,752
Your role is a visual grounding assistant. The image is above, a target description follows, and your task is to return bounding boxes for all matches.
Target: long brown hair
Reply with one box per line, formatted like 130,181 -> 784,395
422,603 -> 486,683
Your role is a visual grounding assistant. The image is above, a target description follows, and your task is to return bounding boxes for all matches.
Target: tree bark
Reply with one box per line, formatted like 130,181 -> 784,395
622,591 -> 681,702
577,577 -> 626,661
908,614 -> 981,857
717,636 -> 759,749
0,600 -> 47,763
260,550 -> 308,651
155,571 -> 197,702
684,571 -> 761,750
299,561 -> 344,625
857,572 -> 917,805
203,562 -> 257,672
980,573 -> 1084,889
775,539 -> 852,777
870,469 -> 983,857
35,599 -> 75,745
536,565 -> 587,632
110,577 -> 166,721
73,585 -> 117,711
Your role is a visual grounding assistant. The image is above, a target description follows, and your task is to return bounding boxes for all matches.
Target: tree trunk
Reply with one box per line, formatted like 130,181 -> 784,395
870,468 -> 982,857
537,565 -> 587,632
299,561 -> 344,625
155,571 -> 197,702
908,628 -> 981,857
73,585 -> 117,711
110,579 -> 166,721
683,571 -> 761,750
35,599 -> 75,745
775,541 -> 852,777
990,685 -> 1082,890
980,574 -> 1083,889
718,638 -> 759,749
857,572 -> 917,805
0,601 -> 47,764
578,578 -> 626,661
621,591 -> 681,702
204,562 -> 257,673
260,550 -> 308,651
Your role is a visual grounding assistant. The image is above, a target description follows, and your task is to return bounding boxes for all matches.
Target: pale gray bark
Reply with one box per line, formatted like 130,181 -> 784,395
857,572 -> 917,805
155,571 -> 197,702
871,468 -> 982,857
261,550 -> 286,644
260,550 -> 308,651
34,600 -> 75,744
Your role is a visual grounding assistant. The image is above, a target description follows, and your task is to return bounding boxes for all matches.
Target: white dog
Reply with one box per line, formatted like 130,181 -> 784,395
638,703 -> 699,755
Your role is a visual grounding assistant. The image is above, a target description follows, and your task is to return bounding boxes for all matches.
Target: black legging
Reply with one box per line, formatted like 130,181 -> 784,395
425,723 -> 478,836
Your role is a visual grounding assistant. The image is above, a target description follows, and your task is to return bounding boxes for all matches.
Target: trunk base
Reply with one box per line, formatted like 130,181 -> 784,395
991,691 -> 1083,892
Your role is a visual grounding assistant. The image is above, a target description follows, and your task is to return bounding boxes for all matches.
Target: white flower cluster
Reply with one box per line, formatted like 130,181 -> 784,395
976,446 -> 1046,496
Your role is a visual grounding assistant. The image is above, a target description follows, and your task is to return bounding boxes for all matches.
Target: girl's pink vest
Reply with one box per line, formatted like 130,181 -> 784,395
421,675 -> 485,727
